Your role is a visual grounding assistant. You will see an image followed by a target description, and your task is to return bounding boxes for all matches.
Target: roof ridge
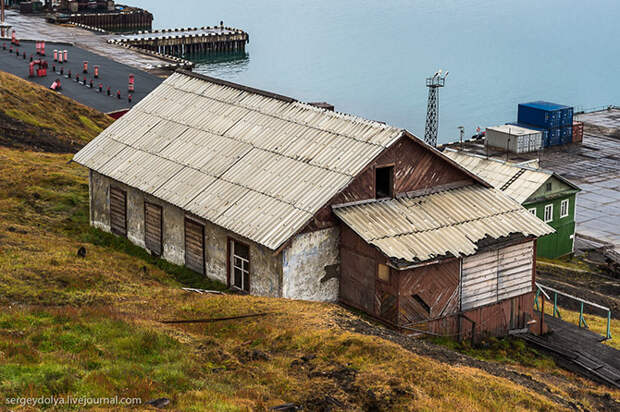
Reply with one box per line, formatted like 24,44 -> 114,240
173,70 -> 404,133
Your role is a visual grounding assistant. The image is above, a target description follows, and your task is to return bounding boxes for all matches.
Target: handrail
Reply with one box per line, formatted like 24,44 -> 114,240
534,282 -> 612,340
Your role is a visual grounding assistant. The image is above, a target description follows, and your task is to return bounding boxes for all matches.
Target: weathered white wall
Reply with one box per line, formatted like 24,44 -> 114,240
88,172 -> 282,295
282,227 -> 340,302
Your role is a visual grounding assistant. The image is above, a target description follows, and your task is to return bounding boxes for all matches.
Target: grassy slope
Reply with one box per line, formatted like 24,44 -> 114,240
0,71 -> 112,152
0,72 -> 618,410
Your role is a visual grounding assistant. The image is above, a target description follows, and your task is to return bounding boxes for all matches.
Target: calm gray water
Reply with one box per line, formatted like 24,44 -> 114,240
130,0 -> 619,143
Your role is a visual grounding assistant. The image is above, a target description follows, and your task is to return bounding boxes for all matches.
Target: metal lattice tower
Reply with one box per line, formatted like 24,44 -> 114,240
424,70 -> 448,147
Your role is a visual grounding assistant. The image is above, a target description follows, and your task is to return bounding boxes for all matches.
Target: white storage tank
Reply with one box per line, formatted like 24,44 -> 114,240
485,124 -> 542,153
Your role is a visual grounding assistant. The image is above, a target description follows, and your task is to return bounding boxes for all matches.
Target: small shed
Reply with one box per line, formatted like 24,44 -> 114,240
486,124 -> 542,153
74,70 -> 554,340
444,150 -> 580,258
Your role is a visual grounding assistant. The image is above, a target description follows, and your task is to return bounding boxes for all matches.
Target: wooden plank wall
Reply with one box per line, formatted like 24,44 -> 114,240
110,187 -> 127,236
335,136 -> 472,204
397,259 -> 460,326
184,218 -> 205,274
426,292 -> 535,342
339,225 -> 402,323
144,202 -> 163,255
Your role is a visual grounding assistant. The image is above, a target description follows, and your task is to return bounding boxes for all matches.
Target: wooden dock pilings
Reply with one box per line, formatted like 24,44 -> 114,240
108,26 -> 249,57
68,10 -> 153,32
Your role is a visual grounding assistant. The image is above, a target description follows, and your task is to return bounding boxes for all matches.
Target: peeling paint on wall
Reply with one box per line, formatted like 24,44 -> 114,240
282,227 -> 340,302
89,173 -> 282,296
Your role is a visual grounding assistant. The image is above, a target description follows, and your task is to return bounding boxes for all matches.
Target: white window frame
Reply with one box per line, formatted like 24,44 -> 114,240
230,240 -> 250,292
544,204 -> 553,223
560,199 -> 569,218
528,208 -> 537,216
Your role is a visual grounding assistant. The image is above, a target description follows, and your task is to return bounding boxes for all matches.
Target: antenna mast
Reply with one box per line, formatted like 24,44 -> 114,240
424,70 -> 448,147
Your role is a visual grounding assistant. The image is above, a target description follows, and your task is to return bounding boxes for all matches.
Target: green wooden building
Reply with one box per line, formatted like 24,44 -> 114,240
444,150 -> 580,258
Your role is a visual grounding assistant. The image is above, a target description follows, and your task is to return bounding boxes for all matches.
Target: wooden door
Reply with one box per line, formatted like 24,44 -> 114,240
110,187 -> 127,236
184,218 -> 205,274
144,202 -> 163,256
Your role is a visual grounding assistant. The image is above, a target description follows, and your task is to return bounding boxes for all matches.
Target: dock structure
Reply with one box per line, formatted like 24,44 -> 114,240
108,26 -> 249,57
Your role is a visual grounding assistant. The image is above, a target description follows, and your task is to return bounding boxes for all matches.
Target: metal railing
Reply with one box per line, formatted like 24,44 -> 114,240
534,282 -> 612,340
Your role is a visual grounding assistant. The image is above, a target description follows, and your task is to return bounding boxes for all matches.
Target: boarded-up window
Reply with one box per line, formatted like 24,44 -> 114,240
377,264 -> 390,282
497,242 -> 534,301
184,218 -> 205,274
461,241 -> 534,311
144,202 -> 162,256
230,239 -> 250,292
461,249 -> 499,311
110,187 -> 127,236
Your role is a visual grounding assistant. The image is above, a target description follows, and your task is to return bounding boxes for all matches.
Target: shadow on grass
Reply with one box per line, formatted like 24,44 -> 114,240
81,227 -> 226,292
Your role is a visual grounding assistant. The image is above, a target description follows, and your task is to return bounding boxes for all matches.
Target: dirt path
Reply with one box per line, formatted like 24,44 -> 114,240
537,265 -> 620,318
335,311 -> 619,411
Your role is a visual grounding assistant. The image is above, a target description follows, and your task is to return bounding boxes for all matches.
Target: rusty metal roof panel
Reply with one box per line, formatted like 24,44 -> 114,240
74,71 -> 404,250
333,185 -> 554,263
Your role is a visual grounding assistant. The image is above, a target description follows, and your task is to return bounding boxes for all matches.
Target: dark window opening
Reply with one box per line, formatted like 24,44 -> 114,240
376,166 -> 393,198
412,294 -> 431,314
545,182 -> 552,192
230,239 -> 250,292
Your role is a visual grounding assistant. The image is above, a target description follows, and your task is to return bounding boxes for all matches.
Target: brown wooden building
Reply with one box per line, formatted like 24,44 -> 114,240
74,70 -> 553,340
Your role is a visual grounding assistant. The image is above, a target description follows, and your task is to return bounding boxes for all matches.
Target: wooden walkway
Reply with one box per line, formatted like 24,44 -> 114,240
518,313 -> 620,388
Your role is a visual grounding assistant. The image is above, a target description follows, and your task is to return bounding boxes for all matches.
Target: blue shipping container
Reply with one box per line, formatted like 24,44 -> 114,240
560,125 -> 573,144
548,127 -> 561,146
507,122 -> 550,148
518,101 -> 572,129
560,107 -> 573,127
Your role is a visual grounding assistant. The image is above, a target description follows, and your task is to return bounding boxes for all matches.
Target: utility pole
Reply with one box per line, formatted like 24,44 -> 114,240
424,69 -> 448,147
458,126 -> 464,150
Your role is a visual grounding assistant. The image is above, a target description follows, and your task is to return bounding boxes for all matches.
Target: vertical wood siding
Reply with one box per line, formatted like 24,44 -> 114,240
110,187 -> 127,236
144,202 -> 163,255
184,218 -> 205,274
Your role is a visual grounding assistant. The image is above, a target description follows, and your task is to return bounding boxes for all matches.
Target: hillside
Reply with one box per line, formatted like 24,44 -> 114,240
0,71 -> 618,410
0,71 -> 113,152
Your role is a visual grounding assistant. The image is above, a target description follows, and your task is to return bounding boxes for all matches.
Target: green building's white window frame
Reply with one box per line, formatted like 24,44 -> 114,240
560,199 -> 569,218
544,204 -> 553,223
528,208 -> 537,216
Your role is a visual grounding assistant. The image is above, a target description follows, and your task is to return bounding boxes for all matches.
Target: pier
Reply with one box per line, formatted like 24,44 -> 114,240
109,26 -> 249,57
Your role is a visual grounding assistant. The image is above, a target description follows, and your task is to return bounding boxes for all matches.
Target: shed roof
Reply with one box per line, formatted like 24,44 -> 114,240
74,71 -> 406,250
333,185 -> 554,263
487,124 -> 543,136
443,150 -> 580,203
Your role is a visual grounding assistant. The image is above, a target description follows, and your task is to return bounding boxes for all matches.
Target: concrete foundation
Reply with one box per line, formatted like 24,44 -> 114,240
282,227 -> 340,302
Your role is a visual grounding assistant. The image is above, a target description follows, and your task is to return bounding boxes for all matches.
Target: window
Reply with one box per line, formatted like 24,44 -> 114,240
377,263 -> 390,282
528,208 -> 537,216
545,182 -> 552,192
144,202 -> 163,256
375,166 -> 394,198
560,199 -> 569,218
230,239 -> 250,292
544,204 -> 553,223
109,186 -> 127,236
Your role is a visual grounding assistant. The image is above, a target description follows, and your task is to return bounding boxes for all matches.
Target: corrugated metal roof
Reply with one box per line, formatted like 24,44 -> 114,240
443,150 -> 553,203
333,185 -> 554,263
74,71 -> 404,250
